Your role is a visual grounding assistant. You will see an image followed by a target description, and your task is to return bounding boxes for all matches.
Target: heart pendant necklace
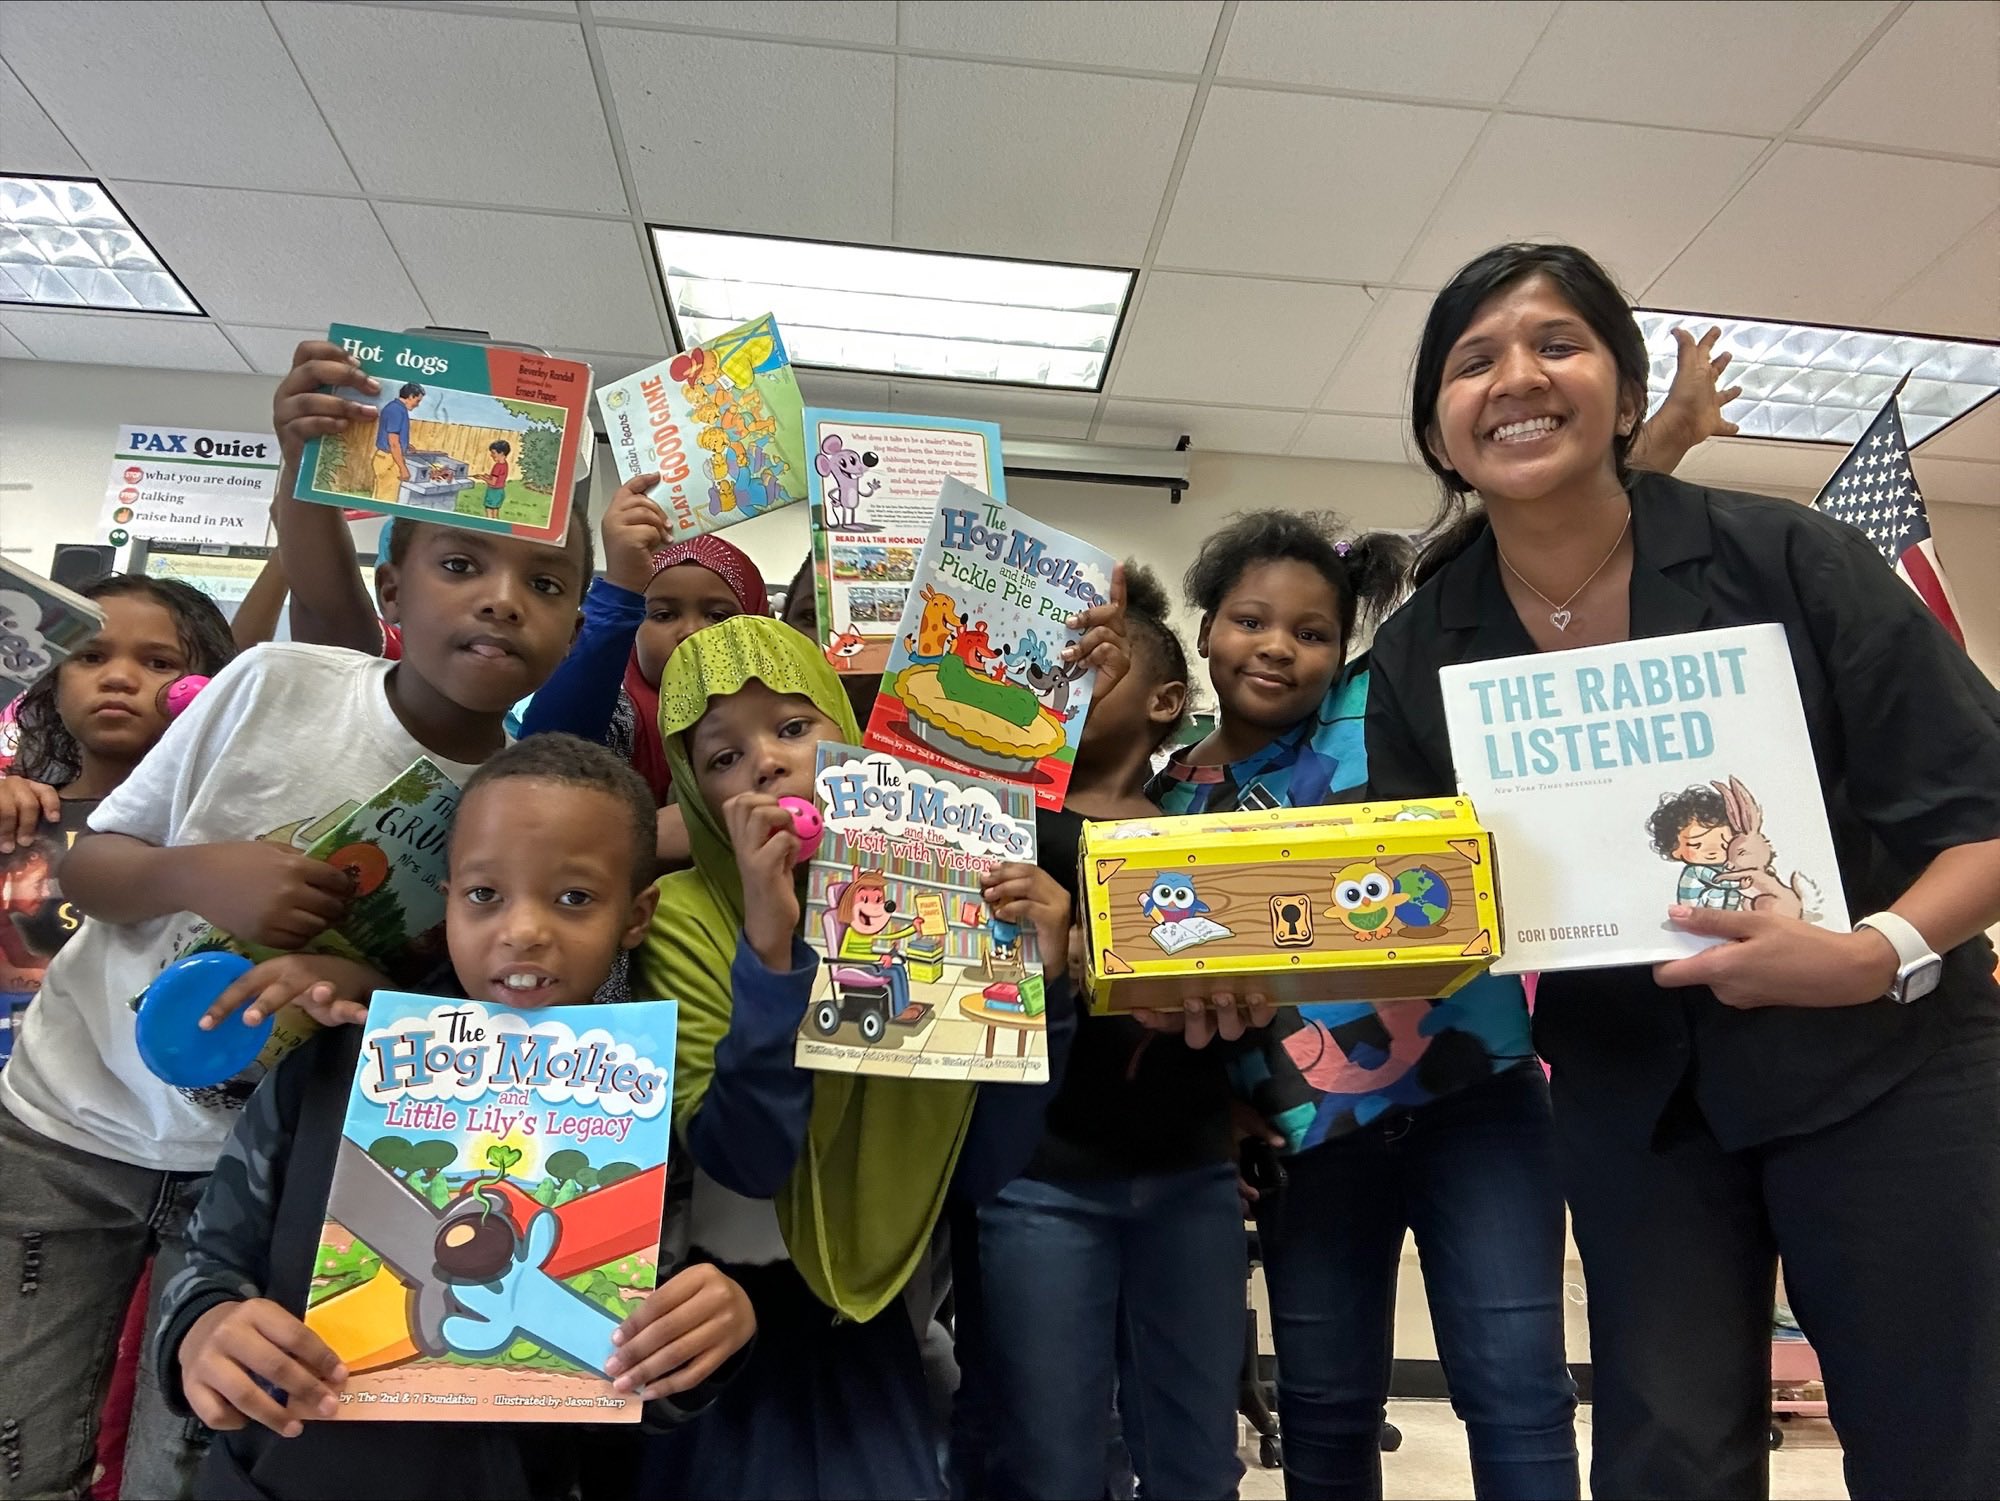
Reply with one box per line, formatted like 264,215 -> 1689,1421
1495,512 -> 1631,634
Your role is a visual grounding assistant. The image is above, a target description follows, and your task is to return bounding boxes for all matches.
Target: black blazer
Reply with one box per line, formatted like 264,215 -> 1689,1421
1366,471 -> 2000,1151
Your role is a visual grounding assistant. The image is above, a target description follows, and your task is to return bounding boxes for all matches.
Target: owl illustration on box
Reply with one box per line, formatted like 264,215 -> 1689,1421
1140,874 -> 1209,925
1331,863 -> 1452,941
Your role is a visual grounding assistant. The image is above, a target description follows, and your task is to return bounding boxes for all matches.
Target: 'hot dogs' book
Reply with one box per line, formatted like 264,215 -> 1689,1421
806,409 -> 1007,677
594,313 -> 807,540
1439,623 -> 1848,972
864,479 -> 1112,811
801,743 -> 1047,1084
297,326 -> 591,546
304,994 -> 677,1422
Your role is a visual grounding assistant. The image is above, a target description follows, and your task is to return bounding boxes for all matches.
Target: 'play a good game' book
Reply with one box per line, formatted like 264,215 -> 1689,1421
802,743 -> 1047,1084
864,479 -> 1113,812
0,557 -> 105,712
594,313 -> 807,541
297,326 -> 591,546
305,994 -> 676,1422
806,409 -> 1007,677
1439,623 -> 1848,973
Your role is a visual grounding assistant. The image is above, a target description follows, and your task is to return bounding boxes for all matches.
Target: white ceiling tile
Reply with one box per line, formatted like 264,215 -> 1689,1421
0,61 -> 85,174
1648,144 -> 2000,325
1402,115 -> 1768,290
1875,211 -> 2000,341
895,59 -> 1190,264
109,184 -> 429,329
270,3 -> 625,215
594,1 -> 896,43
0,322 -> 34,358
796,371 -> 895,409
1315,292 -> 1433,415
1921,396 -> 2000,463
897,0 -> 1221,74
0,1 -> 356,191
220,326 -> 325,377
431,2 -> 577,12
1291,413 -> 1422,466
888,380 -> 1097,438
377,203 -> 658,353
1911,454 -> 2000,509
1506,1 -> 1893,134
1671,436 -> 1840,497
1110,272 -> 1372,403
605,32 -> 894,240
563,349 -> 667,385
1097,400 -> 1305,454
1802,1 -> 2000,160
0,310 -> 247,372
1159,90 -> 1481,279
1219,0 -> 1558,101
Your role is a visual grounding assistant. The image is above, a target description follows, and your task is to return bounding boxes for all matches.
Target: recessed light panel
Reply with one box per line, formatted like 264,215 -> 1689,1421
0,176 -> 201,315
652,227 -> 1133,392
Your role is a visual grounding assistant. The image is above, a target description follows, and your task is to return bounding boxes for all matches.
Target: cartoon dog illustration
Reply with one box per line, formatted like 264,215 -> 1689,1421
816,435 -> 880,528
1022,657 -> 1085,719
904,585 -> 959,660
1713,776 -> 1820,921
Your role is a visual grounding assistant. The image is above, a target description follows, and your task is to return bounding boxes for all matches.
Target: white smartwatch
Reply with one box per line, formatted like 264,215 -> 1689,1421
1853,911 -> 1942,1004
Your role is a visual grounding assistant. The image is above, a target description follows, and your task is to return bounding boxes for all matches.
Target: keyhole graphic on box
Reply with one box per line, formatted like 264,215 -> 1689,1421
1270,894 -> 1313,947
1279,903 -> 1304,938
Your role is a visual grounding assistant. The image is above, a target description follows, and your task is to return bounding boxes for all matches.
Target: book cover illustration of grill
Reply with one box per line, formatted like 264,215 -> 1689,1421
594,313 -> 808,541
297,325 -> 592,546
304,995 -> 676,1422
1439,622 -> 1848,973
864,479 -> 1112,812
801,743 -> 1049,1083
806,409 -> 1007,677
1079,800 -> 1501,1015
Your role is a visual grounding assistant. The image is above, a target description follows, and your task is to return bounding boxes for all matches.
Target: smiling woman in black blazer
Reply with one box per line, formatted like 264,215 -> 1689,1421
1364,243 -> 2000,1501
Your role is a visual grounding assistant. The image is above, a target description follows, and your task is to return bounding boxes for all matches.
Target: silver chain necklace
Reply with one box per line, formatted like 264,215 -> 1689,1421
1493,512 -> 1631,632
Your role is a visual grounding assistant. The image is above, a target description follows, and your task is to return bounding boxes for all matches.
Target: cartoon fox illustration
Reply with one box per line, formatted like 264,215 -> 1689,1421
824,626 -> 866,667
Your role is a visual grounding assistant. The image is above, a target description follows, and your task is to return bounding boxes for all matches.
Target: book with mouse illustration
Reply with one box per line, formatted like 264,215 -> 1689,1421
303,993 -> 676,1421
863,479 -> 1112,812
296,326 -> 592,546
801,742 -> 1048,1083
1438,623 -> 1849,972
594,313 -> 808,541
805,410 -> 1008,677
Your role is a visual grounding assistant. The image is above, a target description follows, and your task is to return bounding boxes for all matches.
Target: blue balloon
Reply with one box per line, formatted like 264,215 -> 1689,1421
135,952 -> 272,1088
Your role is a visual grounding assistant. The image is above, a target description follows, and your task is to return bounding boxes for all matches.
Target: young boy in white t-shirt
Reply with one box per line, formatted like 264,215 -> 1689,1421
0,341 -> 593,1499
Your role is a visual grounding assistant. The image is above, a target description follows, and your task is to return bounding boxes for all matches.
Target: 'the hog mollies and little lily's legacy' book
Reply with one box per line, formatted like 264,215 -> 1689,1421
594,313 -> 808,541
1440,623 -> 1849,973
304,995 -> 676,1422
297,327 -> 592,546
806,409 -> 1008,677
864,480 -> 1114,812
802,743 -> 1049,1083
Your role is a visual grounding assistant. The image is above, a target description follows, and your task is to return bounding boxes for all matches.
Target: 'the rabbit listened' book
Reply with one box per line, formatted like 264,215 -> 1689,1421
297,326 -> 592,546
864,479 -> 1112,811
594,313 -> 807,541
801,742 -> 1048,1083
304,994 -> 676,1421
1440,623 -> 1848,972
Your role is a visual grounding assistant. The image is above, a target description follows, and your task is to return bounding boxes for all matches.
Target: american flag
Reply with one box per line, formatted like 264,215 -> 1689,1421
1810,383 -> 1964,648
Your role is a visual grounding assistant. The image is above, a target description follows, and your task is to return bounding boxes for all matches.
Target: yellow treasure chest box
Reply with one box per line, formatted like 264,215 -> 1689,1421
1079,798 -> 1502,1014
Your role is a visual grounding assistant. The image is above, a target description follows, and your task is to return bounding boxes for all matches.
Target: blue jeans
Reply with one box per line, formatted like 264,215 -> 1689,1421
978,1162 -> 1246,1500
1257,1063 -> 1578,1500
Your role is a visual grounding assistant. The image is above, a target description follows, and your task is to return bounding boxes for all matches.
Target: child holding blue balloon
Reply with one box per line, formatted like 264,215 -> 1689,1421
0,339 -> 595,1500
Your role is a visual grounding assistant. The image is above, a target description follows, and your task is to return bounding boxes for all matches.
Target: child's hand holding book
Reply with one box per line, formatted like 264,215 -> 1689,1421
186,840 -> 356,950
603,474 -> 673,594
0,774 -> 60,854
980,862 -> 1072,983
726,792 -> 804,971
180,1297 -> 348,1438
605,1262 -> 755,1401
272,341 -> 379,479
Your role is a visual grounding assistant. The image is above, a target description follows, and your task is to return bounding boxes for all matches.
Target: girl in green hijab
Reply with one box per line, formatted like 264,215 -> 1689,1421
632,614 -> 1081,1500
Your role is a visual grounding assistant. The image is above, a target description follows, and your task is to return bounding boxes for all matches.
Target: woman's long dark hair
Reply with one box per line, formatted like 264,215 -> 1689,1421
1409,243 -> 1651,587
10,573 -> 236,785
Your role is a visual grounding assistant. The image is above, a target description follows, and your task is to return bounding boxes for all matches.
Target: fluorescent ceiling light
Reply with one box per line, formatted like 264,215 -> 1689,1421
1636,309 -> 1999,446
0,175 -> 200,315
651,227 -> 1133,391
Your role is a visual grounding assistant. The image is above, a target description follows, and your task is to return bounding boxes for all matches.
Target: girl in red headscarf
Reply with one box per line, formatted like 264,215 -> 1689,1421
519,473 -> 770,861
